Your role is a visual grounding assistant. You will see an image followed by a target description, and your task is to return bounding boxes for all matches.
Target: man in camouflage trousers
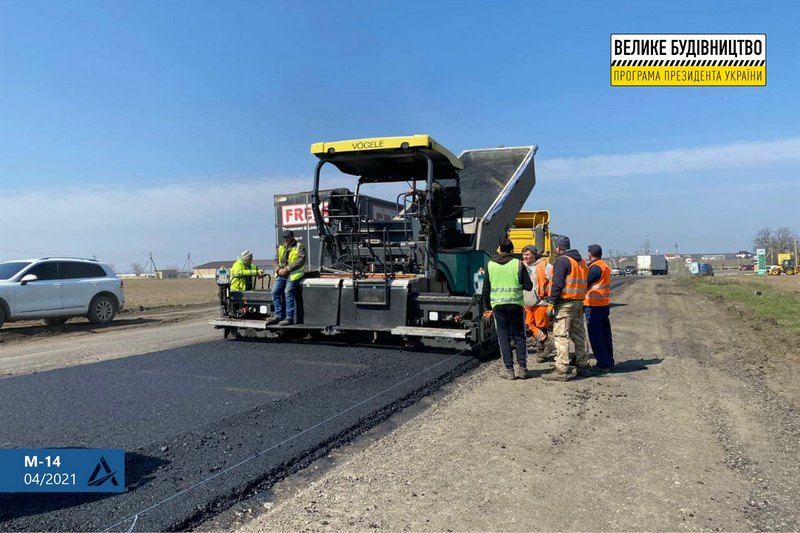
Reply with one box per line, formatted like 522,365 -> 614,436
542,236 -> 590,382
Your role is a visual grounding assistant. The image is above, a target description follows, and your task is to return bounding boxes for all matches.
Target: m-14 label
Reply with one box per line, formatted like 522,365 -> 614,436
0,448 -> 125,493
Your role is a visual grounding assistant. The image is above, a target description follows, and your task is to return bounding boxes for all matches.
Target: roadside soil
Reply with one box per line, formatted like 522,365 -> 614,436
0,304 -> 216,344
0,277 -> 219,346
0,305 -> 219,377
236,277 -> 800,532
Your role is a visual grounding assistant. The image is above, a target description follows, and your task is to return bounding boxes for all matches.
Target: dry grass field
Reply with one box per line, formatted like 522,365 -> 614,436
726,272 -> 800,297
122,278 -> 219,311
685,273 -> 800,333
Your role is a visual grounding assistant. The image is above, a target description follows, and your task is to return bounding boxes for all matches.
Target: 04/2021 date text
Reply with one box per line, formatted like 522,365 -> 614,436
24,473 -> 76,486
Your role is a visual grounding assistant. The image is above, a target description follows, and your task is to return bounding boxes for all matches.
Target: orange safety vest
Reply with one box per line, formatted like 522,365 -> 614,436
561,256 -> 589,301
584,259 -> 611,307
534,260 -> 551,302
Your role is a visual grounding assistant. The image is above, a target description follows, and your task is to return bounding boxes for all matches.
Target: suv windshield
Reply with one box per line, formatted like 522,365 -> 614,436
0,261 -> 32,280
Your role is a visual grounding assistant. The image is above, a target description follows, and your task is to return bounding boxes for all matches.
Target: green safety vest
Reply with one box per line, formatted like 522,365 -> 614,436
278,243 -> 305,281
488,258 -> 524,307
230,258 -> 259,291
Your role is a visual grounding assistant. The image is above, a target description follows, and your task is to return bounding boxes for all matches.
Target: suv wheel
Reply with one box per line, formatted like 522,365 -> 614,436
88,295 -> 116,325
44,318 -> 68,327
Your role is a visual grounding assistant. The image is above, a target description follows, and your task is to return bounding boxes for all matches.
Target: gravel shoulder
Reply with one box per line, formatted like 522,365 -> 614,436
0,306 -> 219,377
236,277 -> 800,532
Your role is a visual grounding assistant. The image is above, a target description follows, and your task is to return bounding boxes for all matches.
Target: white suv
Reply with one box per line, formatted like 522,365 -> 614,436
0,258 -> 125,329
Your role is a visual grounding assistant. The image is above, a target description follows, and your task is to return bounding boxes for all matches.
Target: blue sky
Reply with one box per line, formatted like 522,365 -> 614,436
1,1 -> 798,268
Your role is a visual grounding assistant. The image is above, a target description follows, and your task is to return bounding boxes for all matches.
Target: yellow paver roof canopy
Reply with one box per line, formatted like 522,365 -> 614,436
310,135 -> 463,181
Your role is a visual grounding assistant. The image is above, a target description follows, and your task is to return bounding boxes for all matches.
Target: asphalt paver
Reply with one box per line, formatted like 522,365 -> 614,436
0,339 -> 476,532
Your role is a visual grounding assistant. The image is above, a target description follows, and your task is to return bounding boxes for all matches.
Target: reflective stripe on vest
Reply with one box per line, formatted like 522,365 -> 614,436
561,256 -> 589,300
488,258 -> 524,307
278,243 -> 305,281
584,258 -> 611,307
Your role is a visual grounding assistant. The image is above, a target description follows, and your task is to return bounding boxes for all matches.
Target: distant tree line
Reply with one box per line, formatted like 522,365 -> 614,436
753,227 -> 798,264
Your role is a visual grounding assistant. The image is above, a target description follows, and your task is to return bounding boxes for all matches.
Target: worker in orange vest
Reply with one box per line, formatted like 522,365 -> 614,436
584,244 -> 615,373
542,236 -> 590,382
521,245 -> 554,362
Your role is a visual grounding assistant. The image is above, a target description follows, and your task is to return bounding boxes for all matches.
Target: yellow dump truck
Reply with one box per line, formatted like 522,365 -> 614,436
508,210 -> 552,258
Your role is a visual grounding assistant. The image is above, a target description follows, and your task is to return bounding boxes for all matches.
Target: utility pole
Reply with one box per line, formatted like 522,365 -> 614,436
674,242 -> 679,276
144,252 -> 159,279
178,253 -> 197,279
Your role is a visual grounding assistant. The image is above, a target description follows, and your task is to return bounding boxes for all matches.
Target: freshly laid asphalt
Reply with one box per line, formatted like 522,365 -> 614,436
0,339 -> 477,532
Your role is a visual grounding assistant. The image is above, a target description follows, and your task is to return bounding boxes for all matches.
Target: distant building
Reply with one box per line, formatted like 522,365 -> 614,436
193,260 -> 275,279
735,250 -> 753,259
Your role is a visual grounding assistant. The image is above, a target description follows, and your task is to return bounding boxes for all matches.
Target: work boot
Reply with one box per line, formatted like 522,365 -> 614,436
575,365 -> 592,377
278,318 -> 293,326
500,367 -> 516,380
515,365 -> 530,380
591,365 -> 614,375
265,317 -> 282,325
541,367 -> 575,382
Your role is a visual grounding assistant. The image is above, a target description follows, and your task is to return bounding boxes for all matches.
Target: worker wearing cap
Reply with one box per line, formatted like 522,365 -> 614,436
584,244 -> 615,373
482,237 -> 534,380
521,245 -> 554,362
542,236 -> 590,381
230,250 -> 264,292
267,230 -> 306,326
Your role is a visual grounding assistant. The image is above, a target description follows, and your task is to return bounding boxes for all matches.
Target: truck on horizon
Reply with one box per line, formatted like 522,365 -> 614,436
637,254 -> 668,276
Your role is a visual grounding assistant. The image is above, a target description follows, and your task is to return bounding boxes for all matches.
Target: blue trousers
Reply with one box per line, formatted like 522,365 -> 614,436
272,276 -> 300,321
584,306 -> 614,368
494,305 -> 528,369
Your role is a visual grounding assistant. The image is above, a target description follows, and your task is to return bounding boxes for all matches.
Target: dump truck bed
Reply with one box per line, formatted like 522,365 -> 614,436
457,146 -> 537,257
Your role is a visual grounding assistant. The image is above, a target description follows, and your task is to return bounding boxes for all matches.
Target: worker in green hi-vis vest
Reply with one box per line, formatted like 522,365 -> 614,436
481,237 -> 533,380
267,230 -> 307,327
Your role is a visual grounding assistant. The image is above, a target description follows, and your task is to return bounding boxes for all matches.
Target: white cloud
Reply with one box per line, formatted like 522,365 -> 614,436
0,173 -> 382,269
539,137 -> 800,180
0,177 -> 312,267
3,136 -> 798,268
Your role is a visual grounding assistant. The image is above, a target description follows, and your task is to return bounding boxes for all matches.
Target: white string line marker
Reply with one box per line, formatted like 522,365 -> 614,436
102,352 -> 466,532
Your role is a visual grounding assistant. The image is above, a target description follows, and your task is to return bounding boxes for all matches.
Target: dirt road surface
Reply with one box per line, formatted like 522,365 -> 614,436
236,277 -> 800,532
0,306 -> 219,377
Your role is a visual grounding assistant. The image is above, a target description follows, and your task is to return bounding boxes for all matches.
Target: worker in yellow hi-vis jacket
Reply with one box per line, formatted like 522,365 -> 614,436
230,250 -> 264,292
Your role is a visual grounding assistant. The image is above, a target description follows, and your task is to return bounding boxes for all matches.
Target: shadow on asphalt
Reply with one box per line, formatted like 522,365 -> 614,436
229,334 -> 499,361
0,452 -> 168,523
612,358 -> 662,373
